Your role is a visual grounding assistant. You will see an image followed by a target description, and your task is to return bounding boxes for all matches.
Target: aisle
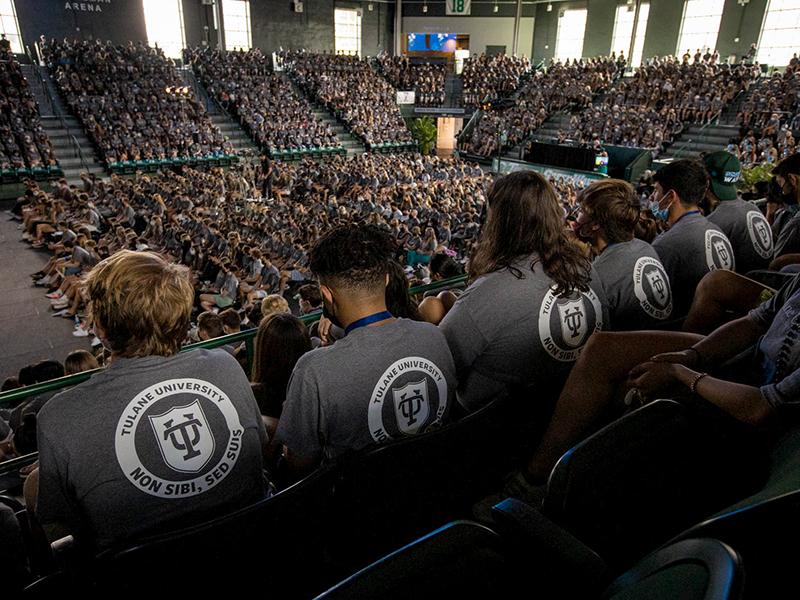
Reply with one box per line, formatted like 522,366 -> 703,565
0,211 -> 92,382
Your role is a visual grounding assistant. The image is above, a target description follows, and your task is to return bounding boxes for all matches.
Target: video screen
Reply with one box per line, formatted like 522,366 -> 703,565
407,33 -> 457,53
595,154 -> 609,167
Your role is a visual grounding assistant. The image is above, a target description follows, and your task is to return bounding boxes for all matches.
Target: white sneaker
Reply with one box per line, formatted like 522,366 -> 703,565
72,327 -> 90,337
51,309 -> 69,317
91,336 -> 102,347
21,232 -> 30,240
46,291 -> 63,299
51,299 -> 70,309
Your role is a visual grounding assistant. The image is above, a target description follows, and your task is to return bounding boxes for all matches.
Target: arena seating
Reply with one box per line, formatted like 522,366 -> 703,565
185,47 -> 344,158
465,57 -> 621,157
461,53 -> 531,108
375,54 -> 446,107
43,39 -> 234,167
316,524 -> 743,600
281,51 -> 414,150
0,48 -> 59,181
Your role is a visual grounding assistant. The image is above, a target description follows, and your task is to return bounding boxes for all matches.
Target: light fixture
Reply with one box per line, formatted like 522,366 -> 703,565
734,37 -> 740,43
422,2 -> 428,12
493,1 -> 498,12
547,2 -> 552,11
368,3 -> 373,10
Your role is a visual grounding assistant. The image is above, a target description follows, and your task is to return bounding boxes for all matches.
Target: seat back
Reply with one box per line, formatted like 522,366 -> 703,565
668,427 -> 800,596
327,394 -> 530,569
315,521 -> 512,600
542,400 -> 766,569
604,538 -> 743,600
94,464 -> 340,596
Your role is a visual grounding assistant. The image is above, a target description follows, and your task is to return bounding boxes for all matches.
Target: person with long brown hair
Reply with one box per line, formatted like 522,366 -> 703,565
440,170 -> 609,412
250,312 -> 312,436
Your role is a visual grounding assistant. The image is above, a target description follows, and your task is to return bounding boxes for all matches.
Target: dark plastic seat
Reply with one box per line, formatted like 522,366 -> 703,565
505,400 -> 766,569
665,427 -> 800,596
315,521 -> 513,600
92,464 -> 340,596
325,396 -> 518,571
316,519 -> 741,600
603,538 -> 743,600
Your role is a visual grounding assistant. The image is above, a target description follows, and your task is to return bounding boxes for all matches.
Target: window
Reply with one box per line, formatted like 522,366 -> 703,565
142,0 -> 186,59
0,0 -> 23,54
554,8 -> 588,61
757,0 -> 800,66
610,2 -> 650,67
223,0 -> 251,51
675,0 -> 724,56
335,8 -> 361,56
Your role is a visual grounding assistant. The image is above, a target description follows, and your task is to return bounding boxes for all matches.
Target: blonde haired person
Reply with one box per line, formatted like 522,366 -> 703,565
63,349 -> 100,375
28,251 -> 269,551
260,293 -> 291,317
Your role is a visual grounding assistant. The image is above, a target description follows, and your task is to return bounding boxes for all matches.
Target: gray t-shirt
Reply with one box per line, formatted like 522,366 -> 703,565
440,254 -> 609,412
773,210 -> 800,258
594,238 -> 673,331
652,212 -> 734,317
36,349 -> 268,551
275,318 -> 456,463
707,199 -> 773,273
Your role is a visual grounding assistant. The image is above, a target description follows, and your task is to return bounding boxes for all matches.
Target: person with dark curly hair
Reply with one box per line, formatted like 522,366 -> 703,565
274,224 -> 457,481
439,170 -> 609,412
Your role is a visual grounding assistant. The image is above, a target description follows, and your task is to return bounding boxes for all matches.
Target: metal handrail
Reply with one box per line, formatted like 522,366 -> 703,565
670,119 -> 716,160
457,109 -> 482,147
0,274 -> 469,407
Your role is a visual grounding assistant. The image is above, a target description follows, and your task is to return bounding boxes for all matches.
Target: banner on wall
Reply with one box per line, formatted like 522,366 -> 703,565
397,91 -> 416,105
445,0 -> 471,16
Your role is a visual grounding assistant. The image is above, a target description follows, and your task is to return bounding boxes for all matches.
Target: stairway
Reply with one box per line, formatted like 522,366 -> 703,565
310,107 -> 365,156
210,113 -> 260,158
444,73 -> 463,108
530,112 -> 572,142
178,67 -> 221,116
660,123 -> 740,159
40,116 -> 106,182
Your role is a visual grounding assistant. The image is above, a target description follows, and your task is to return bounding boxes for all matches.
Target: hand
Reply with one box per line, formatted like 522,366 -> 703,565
318,316 -> 332,346
627,361 -> 679,401
649,349 -> 699,368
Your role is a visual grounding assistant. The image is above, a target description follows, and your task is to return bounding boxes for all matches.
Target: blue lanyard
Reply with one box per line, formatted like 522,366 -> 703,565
344,311 -> 393,335
672,210 -> 701,226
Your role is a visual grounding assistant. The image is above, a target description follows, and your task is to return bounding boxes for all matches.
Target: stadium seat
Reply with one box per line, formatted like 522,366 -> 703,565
317,519 -> 743,600
315,521 -> 513,600
501,400 -> 767,570
665,427 -> 800,596
603,538 -> 743,600
90,464 -> 341,596
325,394 -> 520,572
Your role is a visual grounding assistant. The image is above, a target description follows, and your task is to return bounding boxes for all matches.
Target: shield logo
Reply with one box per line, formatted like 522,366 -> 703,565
148,399 -> 216,474
713,239 -> 732,269
557,297 -> 588,348
645,269 -> 669,308
392,379 -> 430,435
750,213 -> 773,258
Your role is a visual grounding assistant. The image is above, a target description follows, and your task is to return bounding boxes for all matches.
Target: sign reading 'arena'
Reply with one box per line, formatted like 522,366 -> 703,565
65,0 -> 112,13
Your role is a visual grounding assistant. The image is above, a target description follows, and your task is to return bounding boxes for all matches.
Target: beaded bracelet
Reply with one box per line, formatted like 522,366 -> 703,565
690,372 -> 708,395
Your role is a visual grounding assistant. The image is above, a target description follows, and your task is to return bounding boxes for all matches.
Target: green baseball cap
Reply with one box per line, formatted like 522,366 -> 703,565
703,151 -> 741,201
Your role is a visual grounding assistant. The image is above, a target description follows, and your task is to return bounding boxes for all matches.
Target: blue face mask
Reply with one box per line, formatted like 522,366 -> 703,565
650,194 -> 671,221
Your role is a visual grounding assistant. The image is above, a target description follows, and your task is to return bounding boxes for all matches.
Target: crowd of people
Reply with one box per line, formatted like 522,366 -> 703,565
0,48 -> 57,171
375,54 -> 447,107
732,62 -> 800,166
282,51 -> 413,146
461,53 -> 530,107
562,56 -> 760,155
4,147 -> 799,572
43,39 -> 233,165
465,57 -> 621,156
184,47 -> 341,154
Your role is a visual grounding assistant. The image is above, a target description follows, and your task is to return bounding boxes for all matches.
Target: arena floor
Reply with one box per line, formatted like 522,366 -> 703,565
0,209 -> 92,382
